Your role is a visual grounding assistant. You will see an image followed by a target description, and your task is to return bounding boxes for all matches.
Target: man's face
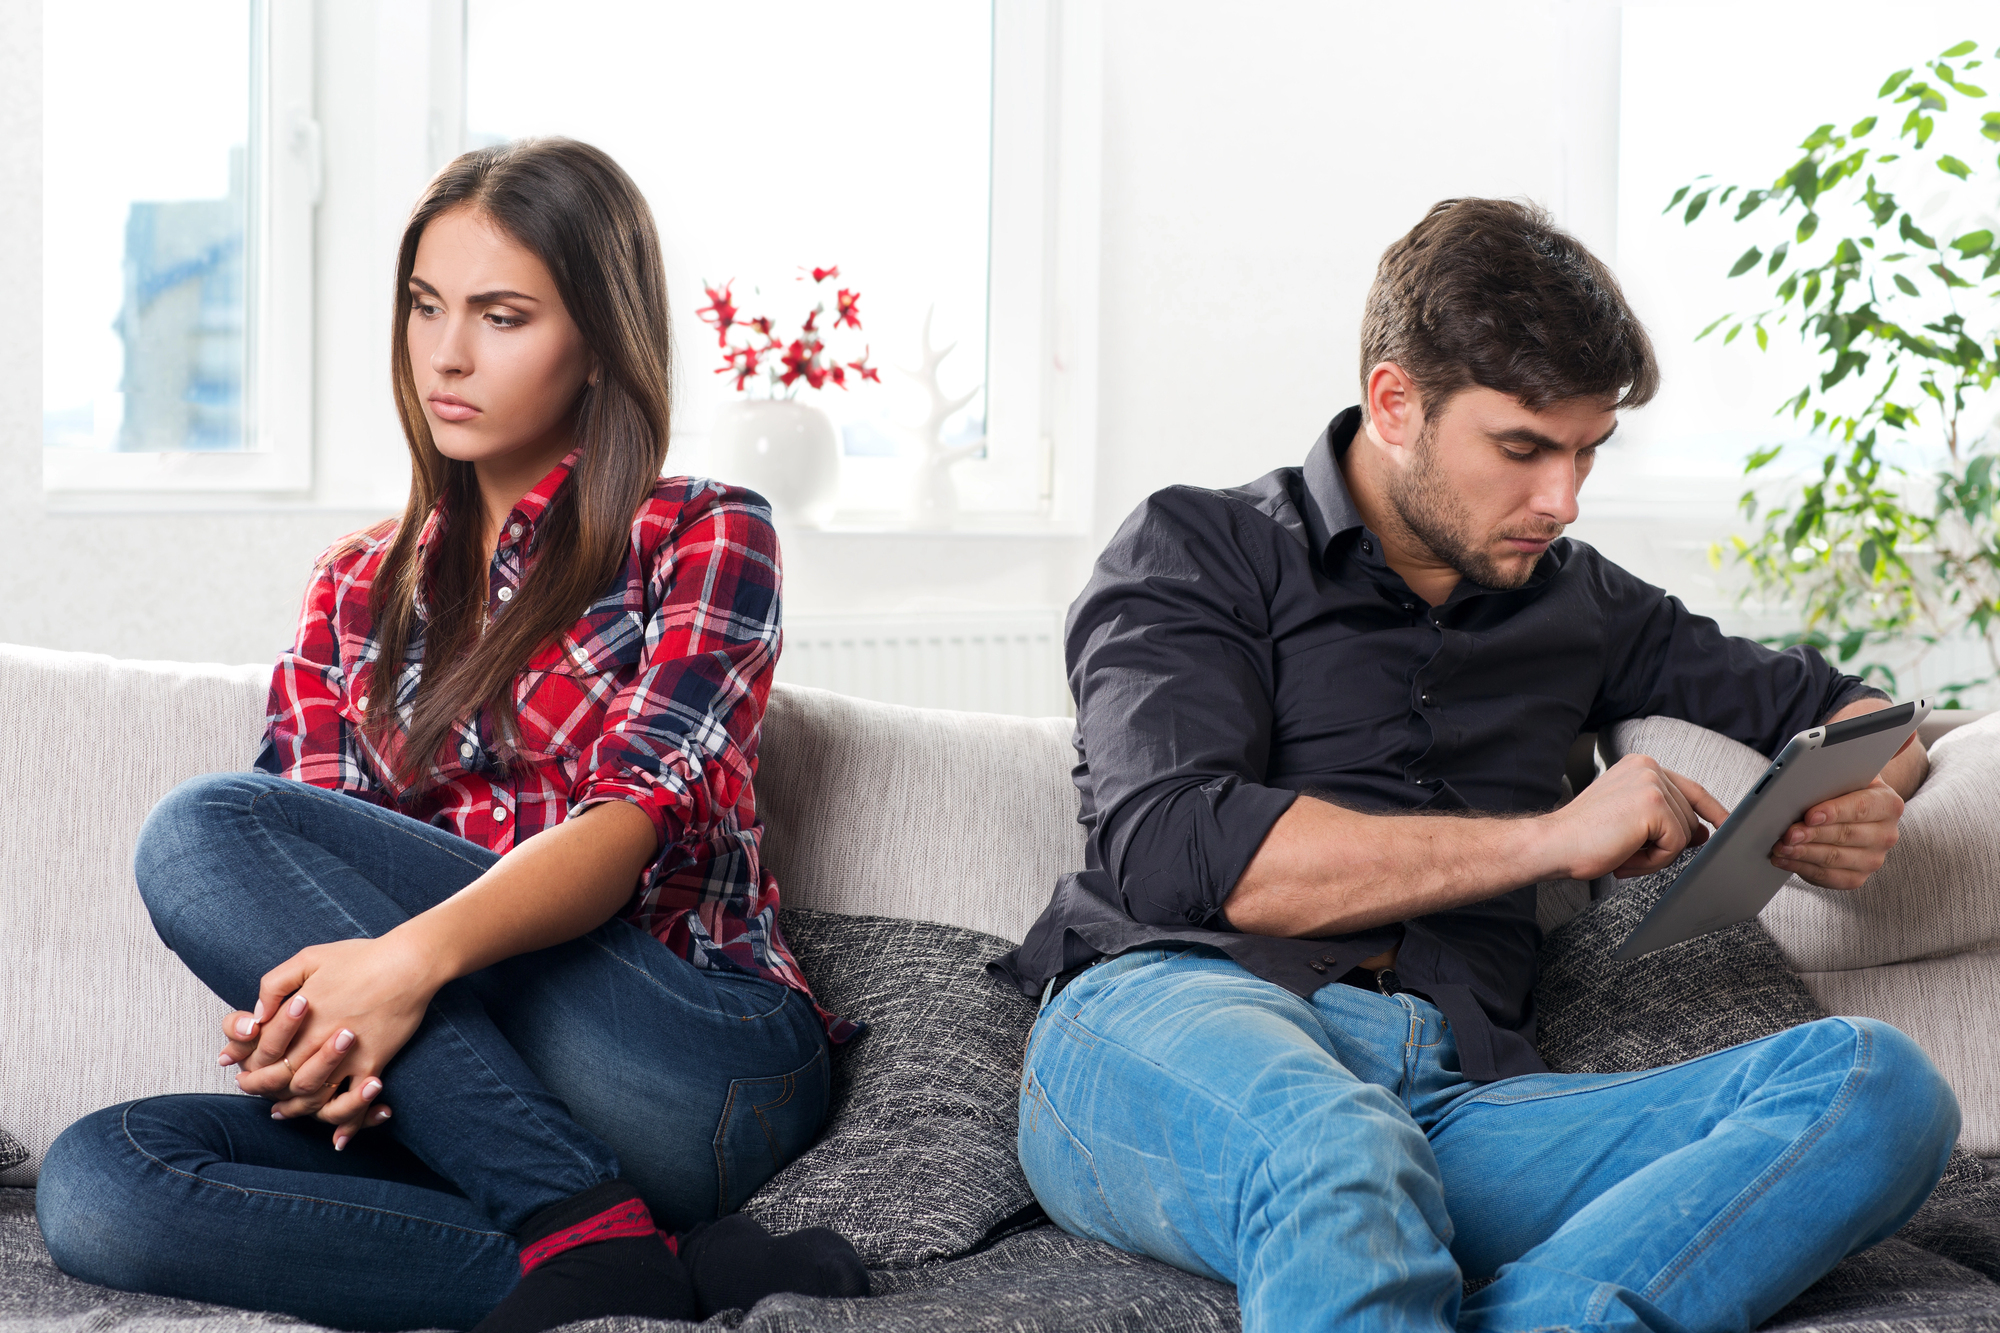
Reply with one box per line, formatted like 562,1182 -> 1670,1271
1386,386 -> 1617,590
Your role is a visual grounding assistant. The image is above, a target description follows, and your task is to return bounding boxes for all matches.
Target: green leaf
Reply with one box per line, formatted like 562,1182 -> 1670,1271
1724,323 -> 1745,344
1852,114 -> 1878,137
1767,241 -> 1790,274
1895,272 -> 1921,296
1696,313 -> 1732,341
1938,153 -> 1973,178
1929,262 -> 1971,287
1729,246 -> 1764,277
1942,40 -> 1977,58
1899,213 -> 1938,249
1984,111 -> 2000,142
1797,211 -> 1820,243
1755,323 -> 1770,351
1952,228 -> 1994,256
1665,184 -> 1691,212
1684,188 -> 1714,223
1802,271 -> 1822,308
1881,68 -> 1914,96
1746,444 -> 1784,472
1956,82 -> 1988,97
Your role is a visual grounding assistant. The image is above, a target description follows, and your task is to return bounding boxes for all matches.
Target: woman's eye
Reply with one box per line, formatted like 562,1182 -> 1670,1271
487,314 -> 525,328
410,298 -> 440,317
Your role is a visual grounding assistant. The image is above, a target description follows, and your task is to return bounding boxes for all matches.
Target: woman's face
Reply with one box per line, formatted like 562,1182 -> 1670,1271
405,207 -> 595,482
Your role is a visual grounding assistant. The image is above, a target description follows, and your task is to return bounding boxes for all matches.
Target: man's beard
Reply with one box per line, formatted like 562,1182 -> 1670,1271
1384,421 -> 1560,591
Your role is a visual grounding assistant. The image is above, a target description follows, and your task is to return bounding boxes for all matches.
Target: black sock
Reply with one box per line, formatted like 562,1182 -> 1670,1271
471,1181 -> 695,1333
678,1211 -> 869,1316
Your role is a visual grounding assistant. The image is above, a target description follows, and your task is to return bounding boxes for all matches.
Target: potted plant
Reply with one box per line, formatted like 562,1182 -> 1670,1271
1671,38 -> 2000,705
696,267 -> 879,528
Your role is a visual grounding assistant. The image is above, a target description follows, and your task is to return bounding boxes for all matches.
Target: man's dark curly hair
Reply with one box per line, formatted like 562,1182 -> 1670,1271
1360,198 -> 1659,417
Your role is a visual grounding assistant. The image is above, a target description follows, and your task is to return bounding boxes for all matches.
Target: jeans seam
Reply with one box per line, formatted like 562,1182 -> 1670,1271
1631,1020 -> 1873,1310
117,1100 -> 510,1243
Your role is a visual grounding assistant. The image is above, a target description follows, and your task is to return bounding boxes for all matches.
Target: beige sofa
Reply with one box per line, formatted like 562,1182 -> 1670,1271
2,640 -> 1997,1192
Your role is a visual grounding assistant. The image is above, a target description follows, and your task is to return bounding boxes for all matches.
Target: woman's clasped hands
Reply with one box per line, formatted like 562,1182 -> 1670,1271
216,933 -> 445,1151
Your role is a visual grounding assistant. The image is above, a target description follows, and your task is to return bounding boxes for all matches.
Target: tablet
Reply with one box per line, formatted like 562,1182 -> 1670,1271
1611,699 -> 1930,961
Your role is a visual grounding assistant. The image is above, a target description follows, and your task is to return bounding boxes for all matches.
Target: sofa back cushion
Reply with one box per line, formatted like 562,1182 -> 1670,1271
756,684 -> 1083,945
0,645 -> 269,1184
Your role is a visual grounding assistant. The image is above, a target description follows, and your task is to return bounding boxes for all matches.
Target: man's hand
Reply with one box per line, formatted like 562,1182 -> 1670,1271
1541,754 -> 1729,882
1770,775 -> 1904,891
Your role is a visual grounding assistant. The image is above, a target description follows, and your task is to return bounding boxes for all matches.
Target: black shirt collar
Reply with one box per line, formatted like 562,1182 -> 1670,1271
1299,406 -> 1367,565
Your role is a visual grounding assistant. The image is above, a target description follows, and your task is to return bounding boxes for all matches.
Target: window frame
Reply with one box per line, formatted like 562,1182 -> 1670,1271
948,0 -> 1102,534
42,0 -> 318,499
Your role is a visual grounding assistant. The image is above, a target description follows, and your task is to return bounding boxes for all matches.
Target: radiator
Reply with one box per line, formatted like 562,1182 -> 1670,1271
775,609 -> 1072,717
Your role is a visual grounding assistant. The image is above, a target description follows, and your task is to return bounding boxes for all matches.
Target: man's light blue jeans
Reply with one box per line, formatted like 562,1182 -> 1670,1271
1018,947 -> 1958,1333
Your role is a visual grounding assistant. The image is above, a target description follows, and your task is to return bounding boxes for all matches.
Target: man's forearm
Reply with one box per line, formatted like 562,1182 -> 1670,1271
1825,697 -> 1929,799
1221,795 -> 1553,938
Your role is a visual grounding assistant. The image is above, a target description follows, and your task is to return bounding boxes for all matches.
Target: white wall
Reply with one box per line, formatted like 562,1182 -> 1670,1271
5,0 -> 1641,668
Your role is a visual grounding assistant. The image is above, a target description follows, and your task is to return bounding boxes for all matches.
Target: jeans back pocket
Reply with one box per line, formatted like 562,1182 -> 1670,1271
712,1044 -> 830,1215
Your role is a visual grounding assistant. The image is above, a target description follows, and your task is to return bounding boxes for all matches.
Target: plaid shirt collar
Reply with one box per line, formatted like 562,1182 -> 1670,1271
413,447 -> 585,559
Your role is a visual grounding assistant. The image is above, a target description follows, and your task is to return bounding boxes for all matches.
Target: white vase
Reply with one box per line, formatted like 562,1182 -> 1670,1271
709,398 -> 841,528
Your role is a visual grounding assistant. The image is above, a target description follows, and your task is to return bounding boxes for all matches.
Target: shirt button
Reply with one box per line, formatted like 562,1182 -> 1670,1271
493,806 -> 509,822
1361,540 -> 1373,553
496,586 -> 514,603
573,648 -> 590,666
1421,692 -> 1437,707
509,523 -> 523,538
459,742 -> 475,759
1402,603 -> 1415,613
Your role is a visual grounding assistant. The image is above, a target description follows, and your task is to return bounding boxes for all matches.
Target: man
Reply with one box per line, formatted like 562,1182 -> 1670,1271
993,198 -> 1958,1333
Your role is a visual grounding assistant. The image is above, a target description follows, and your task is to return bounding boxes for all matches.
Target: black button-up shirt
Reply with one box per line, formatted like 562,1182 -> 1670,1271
992,407 -> 1881,1080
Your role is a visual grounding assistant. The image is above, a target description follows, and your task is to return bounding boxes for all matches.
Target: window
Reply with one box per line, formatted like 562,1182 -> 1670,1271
463,0 -> 1099,530
42,0 -> 317,496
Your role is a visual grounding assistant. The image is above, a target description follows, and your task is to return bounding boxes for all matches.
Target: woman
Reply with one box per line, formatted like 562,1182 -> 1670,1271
36,139 -> 864,1333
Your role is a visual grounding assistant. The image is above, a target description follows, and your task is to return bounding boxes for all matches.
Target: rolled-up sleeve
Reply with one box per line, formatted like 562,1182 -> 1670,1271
256,556 -> 385,798
568,484 -> 781,863
1585,562 -> 1886,755
1069,489 -> 1298,928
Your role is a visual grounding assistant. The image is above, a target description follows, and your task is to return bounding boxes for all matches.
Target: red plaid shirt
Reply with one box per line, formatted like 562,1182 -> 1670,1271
257,451 -> 852,1041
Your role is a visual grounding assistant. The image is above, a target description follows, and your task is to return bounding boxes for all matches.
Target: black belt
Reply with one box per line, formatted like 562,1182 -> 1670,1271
1047,958 -> 1414,1003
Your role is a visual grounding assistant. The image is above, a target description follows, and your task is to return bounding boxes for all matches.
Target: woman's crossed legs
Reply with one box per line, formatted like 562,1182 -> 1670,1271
38,771 -> 829,1330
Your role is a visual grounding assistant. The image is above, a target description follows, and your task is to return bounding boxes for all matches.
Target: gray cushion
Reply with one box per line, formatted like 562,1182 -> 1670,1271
740,910 -> 1040,1270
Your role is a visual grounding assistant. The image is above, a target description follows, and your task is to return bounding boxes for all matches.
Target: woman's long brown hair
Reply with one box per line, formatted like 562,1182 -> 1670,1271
362,138 -> 674,787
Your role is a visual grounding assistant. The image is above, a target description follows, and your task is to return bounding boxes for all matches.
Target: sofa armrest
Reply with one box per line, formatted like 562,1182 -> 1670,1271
1601,713 -> 2000,974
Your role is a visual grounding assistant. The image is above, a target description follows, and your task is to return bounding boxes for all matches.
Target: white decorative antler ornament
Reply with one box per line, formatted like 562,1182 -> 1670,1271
902,306 -> 985,529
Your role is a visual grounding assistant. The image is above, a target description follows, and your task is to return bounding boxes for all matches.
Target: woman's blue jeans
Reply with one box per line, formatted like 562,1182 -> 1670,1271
36,772 -> 830,1331
1019,947 -> 1959,1333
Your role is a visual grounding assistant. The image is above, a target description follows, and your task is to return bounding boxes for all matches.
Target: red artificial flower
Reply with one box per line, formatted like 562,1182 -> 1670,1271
696,281 -> 738,346
835,288 -> 861,330
748,315 -> 776,341
801,308 -> 819,335
809,265 -> 840,283
719,343 -> 762,391
847,347 -> 881,383
779,339 -> 814,387
827,361 -> 847,387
